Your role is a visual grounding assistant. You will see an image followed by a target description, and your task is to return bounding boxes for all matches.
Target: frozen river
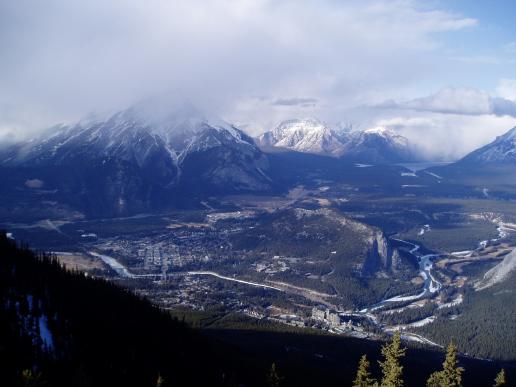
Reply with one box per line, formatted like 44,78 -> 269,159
358,239 -> 442,313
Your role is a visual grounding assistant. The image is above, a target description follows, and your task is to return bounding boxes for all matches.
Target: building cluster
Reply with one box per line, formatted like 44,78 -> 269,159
206,210 -> 255,223
243,307 -> 307,328
311,306 -> 366,336
312,306 -> 341,326
91,225 -> 239,274
253,259 -> 289,274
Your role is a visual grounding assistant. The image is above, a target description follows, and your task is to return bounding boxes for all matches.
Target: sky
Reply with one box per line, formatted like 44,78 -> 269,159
1,0 -> 516,159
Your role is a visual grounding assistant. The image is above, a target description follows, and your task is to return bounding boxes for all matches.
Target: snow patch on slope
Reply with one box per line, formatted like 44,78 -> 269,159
460,126 -> 516,164
476,248 -> 516,290
257,120 -> 417,163
257,119 -> 346,156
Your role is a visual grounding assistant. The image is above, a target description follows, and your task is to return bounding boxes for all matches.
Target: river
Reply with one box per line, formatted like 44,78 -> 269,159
358,239 -> 442,313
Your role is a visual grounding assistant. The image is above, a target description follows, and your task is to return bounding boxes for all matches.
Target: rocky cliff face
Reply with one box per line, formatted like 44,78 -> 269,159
302,208 -> 401,275
362,231 -> 401,275
476,248 -> 516,290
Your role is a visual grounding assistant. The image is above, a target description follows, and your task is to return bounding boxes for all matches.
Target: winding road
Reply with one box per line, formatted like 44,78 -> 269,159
186,271 -> 283,291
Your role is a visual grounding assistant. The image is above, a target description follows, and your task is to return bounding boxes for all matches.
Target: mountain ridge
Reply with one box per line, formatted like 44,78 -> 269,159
0,101 -> 271,216
257,118 -> 348,157
257,119 -> 418,163
457,126 -> 516,165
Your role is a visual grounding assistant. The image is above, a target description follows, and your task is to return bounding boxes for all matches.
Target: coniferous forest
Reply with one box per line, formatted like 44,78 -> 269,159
0,232 -> 253,386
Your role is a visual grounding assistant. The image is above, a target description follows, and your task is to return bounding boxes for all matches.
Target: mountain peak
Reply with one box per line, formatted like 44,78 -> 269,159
107,98 -> 236,139
459,126 -> 516,164
256,118 -> 346,156
341,126 -> 414,163
497,126 -> 516,141
359,126 -> 408,146
256,119 -> 417,163
9,99 -> 255,166
273,118 -> 330,136
364,126 -> 392,136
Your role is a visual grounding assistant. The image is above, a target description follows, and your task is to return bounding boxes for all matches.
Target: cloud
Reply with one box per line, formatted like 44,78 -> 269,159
448,55 -> 501,65
496,79 -> 516,101
404,87 -> 493,115
379,87 -> 516,118
0,0 -> 478,141
375,113 -> 516,161
271,97 -> 318,106
491,98 -> 516,117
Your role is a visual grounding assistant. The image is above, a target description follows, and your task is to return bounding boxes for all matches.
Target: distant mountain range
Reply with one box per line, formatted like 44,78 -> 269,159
4,100 -> 271,190
257,119 -> 418,163
2,100 -> 516,217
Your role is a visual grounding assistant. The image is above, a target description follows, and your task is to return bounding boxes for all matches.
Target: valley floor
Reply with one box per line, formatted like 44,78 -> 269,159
4,179 -> 516,364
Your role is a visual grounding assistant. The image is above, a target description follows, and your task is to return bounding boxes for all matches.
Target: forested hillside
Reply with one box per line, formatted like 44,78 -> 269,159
0,232 -> 255,386
415,275 -> 516,362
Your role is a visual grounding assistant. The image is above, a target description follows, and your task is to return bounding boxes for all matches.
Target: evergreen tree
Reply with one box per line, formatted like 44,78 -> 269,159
20,369 -> 44,387
426,371 -> 445,387
353,354 -> 378,387
379,331 -> 406,387
267,362 -> 283,387
494,369 -> 506,387
442,342 -> 464,387
156,373 -> 165,387
426,342 -> 464,387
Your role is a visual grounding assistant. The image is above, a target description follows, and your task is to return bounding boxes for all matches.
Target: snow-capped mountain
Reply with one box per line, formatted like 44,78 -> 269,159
458,126 -> 516,164
256,119 -> 348,156
6,100 -> 263,168
427,126 -> 516,186
1,100 -> 271,215
341,127 -> 417,164
257,120 -> 416,163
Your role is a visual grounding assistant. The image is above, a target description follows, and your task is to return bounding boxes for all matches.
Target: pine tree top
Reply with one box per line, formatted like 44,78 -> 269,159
353,355 -> 378,387
379,332 -> 406,387
494,369 -> 506,387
